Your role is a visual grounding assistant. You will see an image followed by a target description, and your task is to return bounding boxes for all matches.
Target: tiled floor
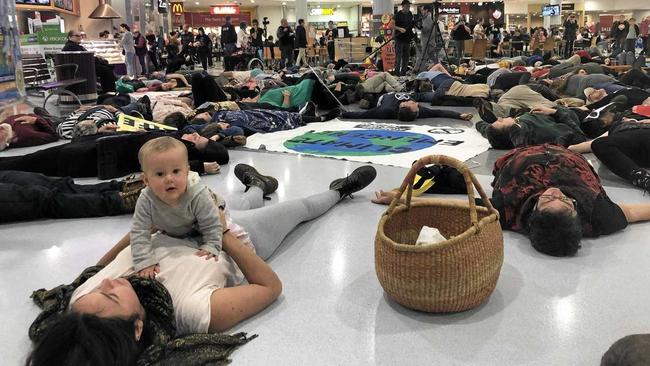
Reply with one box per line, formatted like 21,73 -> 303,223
1,97 -> 649,365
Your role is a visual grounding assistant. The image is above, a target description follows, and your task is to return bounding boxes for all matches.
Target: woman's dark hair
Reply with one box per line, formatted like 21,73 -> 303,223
201,141 -> 229,164
66,30 -> 76,38
170,31 -> 178,37
199,122 -> 224,138
26,312 -> 143,366
398,106 -> 418,122
198,27 -> 205,34
485,125 -> 515,149
120,23 -> 131,32
528,209 -> 583,256
162,112 -> 187,129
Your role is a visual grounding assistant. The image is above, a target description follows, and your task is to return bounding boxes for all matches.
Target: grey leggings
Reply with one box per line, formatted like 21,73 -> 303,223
229,187 -> 340,260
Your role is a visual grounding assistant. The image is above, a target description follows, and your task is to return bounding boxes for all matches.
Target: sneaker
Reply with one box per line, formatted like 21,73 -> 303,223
473,98 -> 497,124
120,174 -> 146,195
299,101 -> 317,117
630,169 -> 650,192
234,164 -> 279,198
329,165 -> 377,198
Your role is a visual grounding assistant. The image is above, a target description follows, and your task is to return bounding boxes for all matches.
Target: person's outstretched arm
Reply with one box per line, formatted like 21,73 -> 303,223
341,106 -> 392,119
417,106 -> 463,119
620,203 -> 650,223
96,232 -> 131,266
208,210 -> 282,332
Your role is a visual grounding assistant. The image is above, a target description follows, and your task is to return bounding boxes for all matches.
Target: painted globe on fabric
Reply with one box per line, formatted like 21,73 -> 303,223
283,129 -> 437,157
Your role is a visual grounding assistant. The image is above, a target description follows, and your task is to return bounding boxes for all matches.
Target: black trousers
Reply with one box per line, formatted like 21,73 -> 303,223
619,68 -> 650,89
0,170 -> 126,223
625,38 -> 637,52
493,72 -> 532,91
148,49 -> 159,71
394,40 -> 411,76
591,129 -> 650,181
95,61 -> 116,93
279,45 -> 294,69
198,50 -> 209,70
327,43 -> 335,62
191,72 -> 228,106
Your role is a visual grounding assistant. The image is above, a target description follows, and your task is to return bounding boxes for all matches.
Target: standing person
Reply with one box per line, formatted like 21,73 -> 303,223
250,19 -> 265,60
119,24 -> 137,77
295,19 -> 308,67
563,13 -> 578,58
473,18 -> 486,39
414,5 -> 438,72
276,18 -> 295,69
237,22 -> 249,49
145,31 -> 160,71
451,18 -> 471,64
611,15 -> 628,57
393,0 -> 415,76
195,27 -> 211,70
133,28 -> 148,75
180,25 -> 194,61
625,18 -> 640,53
62,30 -> 116,92
165,31 -> 184,74
640,16 -> 650,55
325,21 -> 337,63
221,16 -> 237,57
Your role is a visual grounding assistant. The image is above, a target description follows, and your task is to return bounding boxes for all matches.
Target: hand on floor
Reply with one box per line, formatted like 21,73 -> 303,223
372,190 -> 399,205
203,162 -> 221,174
460,113 -> 473,121
138,264 -> 160,279
196,249 -> 219,261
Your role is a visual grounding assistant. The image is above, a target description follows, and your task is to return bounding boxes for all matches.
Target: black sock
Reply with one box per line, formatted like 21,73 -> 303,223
302,115 -> 321,123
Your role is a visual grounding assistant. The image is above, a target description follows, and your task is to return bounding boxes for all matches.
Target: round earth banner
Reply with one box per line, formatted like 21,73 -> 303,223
283,129 -> 437,156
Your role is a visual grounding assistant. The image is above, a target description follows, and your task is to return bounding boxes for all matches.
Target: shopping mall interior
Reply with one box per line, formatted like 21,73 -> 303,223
3,0 -> 650,365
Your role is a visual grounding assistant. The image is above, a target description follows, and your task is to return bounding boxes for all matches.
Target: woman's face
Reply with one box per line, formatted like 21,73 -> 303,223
182,132 -> 209,150
72,278 -> 143,319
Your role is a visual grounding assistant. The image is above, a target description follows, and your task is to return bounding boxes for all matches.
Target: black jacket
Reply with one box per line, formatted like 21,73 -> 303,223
563,19 -> 578,40
394,10 -> 415,42
62,40 -> 86,52
221,23 -> 237,45
612,20 -> 629,39
341,93 -> 462,120
250,27 -> 264,47
295,25 -> 307,48
277,26 -> 295,47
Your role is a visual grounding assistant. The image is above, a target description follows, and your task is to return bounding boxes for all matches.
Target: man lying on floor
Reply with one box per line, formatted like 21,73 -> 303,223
372,144 -> 650,257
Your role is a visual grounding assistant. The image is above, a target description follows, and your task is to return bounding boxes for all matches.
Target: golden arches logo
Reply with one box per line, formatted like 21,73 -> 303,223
171,2 -> 184,14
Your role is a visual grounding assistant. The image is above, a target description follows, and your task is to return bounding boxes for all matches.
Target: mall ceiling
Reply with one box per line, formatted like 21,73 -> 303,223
182,0 -> 530,11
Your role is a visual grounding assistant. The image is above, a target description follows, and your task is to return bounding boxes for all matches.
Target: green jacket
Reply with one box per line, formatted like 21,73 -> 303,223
258,78 -> 315,107
477,106 -> 587,148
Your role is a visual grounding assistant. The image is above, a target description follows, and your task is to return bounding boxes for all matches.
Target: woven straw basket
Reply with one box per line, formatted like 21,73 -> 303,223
375,155 -> 504,313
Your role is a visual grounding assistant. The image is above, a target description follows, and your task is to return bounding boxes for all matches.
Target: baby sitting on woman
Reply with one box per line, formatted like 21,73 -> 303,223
131,136 -> 224,278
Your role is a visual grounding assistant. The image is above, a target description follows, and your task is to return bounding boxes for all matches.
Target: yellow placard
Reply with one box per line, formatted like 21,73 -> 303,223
117,114 -> 177,132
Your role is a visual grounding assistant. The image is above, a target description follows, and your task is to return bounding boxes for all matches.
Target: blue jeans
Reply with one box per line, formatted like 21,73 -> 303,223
124,52 -> 136,76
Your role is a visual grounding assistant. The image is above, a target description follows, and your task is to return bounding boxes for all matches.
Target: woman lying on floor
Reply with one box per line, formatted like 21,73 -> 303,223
26,164 -> 377,365
372,144 -> 650,257
0,130 -> 228,179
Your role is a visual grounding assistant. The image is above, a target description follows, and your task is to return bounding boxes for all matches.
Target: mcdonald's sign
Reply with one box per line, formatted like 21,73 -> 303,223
171,2 -> 184,15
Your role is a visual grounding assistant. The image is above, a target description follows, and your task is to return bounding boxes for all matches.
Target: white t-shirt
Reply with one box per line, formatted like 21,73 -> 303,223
69,220 -> 253,335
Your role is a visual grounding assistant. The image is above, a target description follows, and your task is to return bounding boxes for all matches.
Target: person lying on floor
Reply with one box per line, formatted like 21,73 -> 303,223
473,84 -> 564,123
475,105 -> 587,149
340,92 -> 473,122
0,130 -> 227,179
26,164 -> 377,365
55,98 -> 153,139
414,63 -> 490,101
372,144 -> 650,257
117,76 -> 183,93
568,110 -> 650,191
584,83 -> 650,109
0,170 -> 145,223
181,119 -> 247,147
0,114 -> 58,151
189,105 -> 340,136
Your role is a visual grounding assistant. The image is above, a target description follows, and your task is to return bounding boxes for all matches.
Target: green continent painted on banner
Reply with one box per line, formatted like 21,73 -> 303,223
283,129 -> 437,156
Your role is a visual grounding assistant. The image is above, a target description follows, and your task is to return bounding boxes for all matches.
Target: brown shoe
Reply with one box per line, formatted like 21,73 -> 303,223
121,174 -> 146,195
119,190 -> 142,212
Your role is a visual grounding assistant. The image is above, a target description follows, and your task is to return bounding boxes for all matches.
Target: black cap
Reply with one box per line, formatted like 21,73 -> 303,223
401,0 -> 411,5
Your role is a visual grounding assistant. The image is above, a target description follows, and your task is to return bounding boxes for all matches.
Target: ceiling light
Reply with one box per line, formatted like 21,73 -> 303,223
337,4 -> 341,7
195,1 -> 199,4
282,1 -> 286,4
251,0 -> 254,2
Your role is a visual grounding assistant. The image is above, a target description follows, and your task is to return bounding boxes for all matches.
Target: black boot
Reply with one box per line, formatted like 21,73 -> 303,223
234,164 -> 279,199
630,169 -> 650,192
329,166 -> 377,198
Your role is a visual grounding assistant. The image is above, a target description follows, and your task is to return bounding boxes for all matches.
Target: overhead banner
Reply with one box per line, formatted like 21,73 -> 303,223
244,120 -> 490,168
210,5 -> 239,14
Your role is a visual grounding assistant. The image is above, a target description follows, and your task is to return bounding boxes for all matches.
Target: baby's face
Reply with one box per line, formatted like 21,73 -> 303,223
142,147 -> 190,205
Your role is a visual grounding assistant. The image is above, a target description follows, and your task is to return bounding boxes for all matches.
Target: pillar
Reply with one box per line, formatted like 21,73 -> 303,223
295,0 -> 307,24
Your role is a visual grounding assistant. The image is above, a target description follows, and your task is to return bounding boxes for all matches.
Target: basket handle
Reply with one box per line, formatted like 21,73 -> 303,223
385,155 -> 496,229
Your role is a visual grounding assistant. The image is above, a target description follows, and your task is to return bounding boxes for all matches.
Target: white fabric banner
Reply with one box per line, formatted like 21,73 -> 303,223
244,120 -> 490,168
